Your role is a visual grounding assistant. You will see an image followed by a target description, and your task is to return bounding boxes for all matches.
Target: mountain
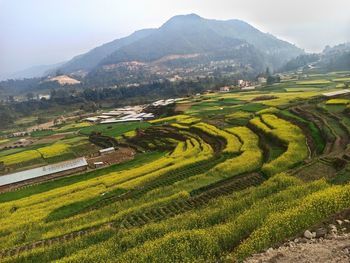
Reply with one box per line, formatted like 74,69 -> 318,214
320,43 -> 350,71
279,54 -> 320,72
99,14 -> 302,69
58,28 -> 156,74
1,62 -> 65,81
280,42 -> 350,72
57,14 -> 303,83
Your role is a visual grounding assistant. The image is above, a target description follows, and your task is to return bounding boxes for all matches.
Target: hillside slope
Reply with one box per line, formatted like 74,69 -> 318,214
57,14 -> 302,80
58,28 -> 156,74
100,14 -> 302,69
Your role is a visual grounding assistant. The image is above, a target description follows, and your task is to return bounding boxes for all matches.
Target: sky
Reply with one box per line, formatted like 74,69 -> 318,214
1,0 -> 350,75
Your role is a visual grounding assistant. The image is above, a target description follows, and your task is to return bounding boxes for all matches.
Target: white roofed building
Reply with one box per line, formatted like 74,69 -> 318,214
0,158 -> 88,190
323,89 -> 350,97
99,147 -> 115,155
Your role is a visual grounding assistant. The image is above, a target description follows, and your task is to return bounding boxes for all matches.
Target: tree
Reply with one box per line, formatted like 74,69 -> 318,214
8,96 -> 15,103
55,69 -> 63,76
267,75 -> 281,85
26,92 -> 34,101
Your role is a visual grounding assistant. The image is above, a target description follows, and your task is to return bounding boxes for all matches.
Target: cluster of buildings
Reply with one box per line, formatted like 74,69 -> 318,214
218,79 -> 264,93
85,105 -> 154,124
152,98 -> 184,106
85,98 -> 183,124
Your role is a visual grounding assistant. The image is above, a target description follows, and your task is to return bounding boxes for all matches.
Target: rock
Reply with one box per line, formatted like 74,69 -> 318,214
329,224 -> 338,234
300,238 -> 308,243
304,230 -> 316,239
344,219 -> 350,224
327,232 -> 338,239
336,220 -> 343,226
266,248 -> 274,254
336,235 -> 348,240
315,227 -> 327,238
329,224 -> 337,229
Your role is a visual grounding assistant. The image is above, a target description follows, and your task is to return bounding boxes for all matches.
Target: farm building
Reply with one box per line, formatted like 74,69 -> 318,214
219,86 -> 230,92
93,161 -> 104,168
142,113 -> 155,119
96,115 -> 111,120
258,77 -> 267,84
241,86 -> 256,91
323,89 -> 350,97
10,131 -> 28,137
0,157 -> 88,191
85,117 -> 100,123
102,111 -> 122,117
100,118 -> 142,124
99,147 -> 115,155
152,98 -> 179,106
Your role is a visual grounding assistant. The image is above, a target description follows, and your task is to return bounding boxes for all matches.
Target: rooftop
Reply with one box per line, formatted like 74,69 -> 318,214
323,89 -> 350,97
0,157 -> 88,187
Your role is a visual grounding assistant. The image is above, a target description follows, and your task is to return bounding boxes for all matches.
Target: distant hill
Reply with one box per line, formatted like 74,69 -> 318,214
100,14 -> 302,67
279,54 -> 320,72
57,14 -> 303,82
280,42 -> 350,72
1,62 -> 65,81
58,29 -> 156,74
320,43 -> 350,71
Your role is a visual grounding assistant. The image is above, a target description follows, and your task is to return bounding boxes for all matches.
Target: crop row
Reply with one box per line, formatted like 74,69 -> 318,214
79,178 -> 349,263
21,174 -> 349,263
66,153 -> 229,217
0,171 -> 265,259
250,114 -> 308,176
192,122 -> 241,154
0,129 -> 217,249
45,133 -> 214,221
291,106 -> 335,154
208,126 -> 263,177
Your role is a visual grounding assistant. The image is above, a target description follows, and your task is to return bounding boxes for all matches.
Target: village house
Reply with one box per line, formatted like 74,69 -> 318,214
219,86 -> 230,92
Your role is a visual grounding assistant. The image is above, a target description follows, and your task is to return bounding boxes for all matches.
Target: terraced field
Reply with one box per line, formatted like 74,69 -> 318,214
1,72 -> 350,262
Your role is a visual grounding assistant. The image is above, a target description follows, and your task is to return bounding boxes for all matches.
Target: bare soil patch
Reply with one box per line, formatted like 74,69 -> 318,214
47,75 -> 80,85
175,102 -> 192,113
244,208 -> 350,263
32,133 -> 70,145
87,147 -> 136,166
294,160 -> 337,181
244,235 -> 350,263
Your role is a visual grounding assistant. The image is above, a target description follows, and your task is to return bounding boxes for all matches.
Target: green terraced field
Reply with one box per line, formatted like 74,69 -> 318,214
1,72 -> 350,262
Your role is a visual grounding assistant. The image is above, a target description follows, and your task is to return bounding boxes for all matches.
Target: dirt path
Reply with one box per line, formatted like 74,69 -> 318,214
244,209 -> 350,263
244,234 -> 350,263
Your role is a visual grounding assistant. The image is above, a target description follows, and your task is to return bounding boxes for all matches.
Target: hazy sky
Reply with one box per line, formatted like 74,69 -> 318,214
1,0 -> 350,74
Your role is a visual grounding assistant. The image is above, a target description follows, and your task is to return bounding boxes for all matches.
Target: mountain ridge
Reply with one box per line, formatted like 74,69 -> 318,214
57,13 -> 303,79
